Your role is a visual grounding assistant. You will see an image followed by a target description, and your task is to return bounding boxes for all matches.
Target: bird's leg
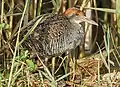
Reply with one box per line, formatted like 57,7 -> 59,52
45,57 -> 56,77
71,41 -> 77,81
79,36 -> 85,58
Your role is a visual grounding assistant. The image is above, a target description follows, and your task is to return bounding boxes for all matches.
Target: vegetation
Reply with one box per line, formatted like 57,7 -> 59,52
0,0 -> 120,87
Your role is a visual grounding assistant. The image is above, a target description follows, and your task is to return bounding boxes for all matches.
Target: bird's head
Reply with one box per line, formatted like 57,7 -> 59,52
64,8 -> 98,26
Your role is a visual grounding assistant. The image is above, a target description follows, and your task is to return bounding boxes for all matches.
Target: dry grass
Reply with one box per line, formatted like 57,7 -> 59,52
0,0 -> 120,87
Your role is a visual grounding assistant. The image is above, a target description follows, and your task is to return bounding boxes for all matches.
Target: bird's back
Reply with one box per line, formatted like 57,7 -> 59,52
20,13 -> 84,58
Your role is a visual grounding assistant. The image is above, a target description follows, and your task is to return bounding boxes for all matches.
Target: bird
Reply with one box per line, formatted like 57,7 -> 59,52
19,7 -> 98,58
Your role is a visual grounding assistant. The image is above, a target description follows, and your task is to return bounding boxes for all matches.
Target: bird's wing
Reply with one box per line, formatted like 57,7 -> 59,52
36,14 -> 71,40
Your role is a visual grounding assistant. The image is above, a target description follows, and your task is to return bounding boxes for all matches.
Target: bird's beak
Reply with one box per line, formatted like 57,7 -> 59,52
79,16 -> 98,26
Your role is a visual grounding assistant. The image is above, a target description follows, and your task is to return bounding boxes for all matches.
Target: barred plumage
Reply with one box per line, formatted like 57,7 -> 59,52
19,8 -> 97,58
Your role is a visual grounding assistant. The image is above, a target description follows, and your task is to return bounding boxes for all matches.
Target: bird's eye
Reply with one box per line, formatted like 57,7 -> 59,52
68,14 -> 77,19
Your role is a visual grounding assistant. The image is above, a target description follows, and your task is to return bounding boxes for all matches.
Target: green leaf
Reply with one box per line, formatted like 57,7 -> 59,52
20,50 -> 29,60
16,50 -> 28,61
26,59 -> 35,71
0,23 -> 10,29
